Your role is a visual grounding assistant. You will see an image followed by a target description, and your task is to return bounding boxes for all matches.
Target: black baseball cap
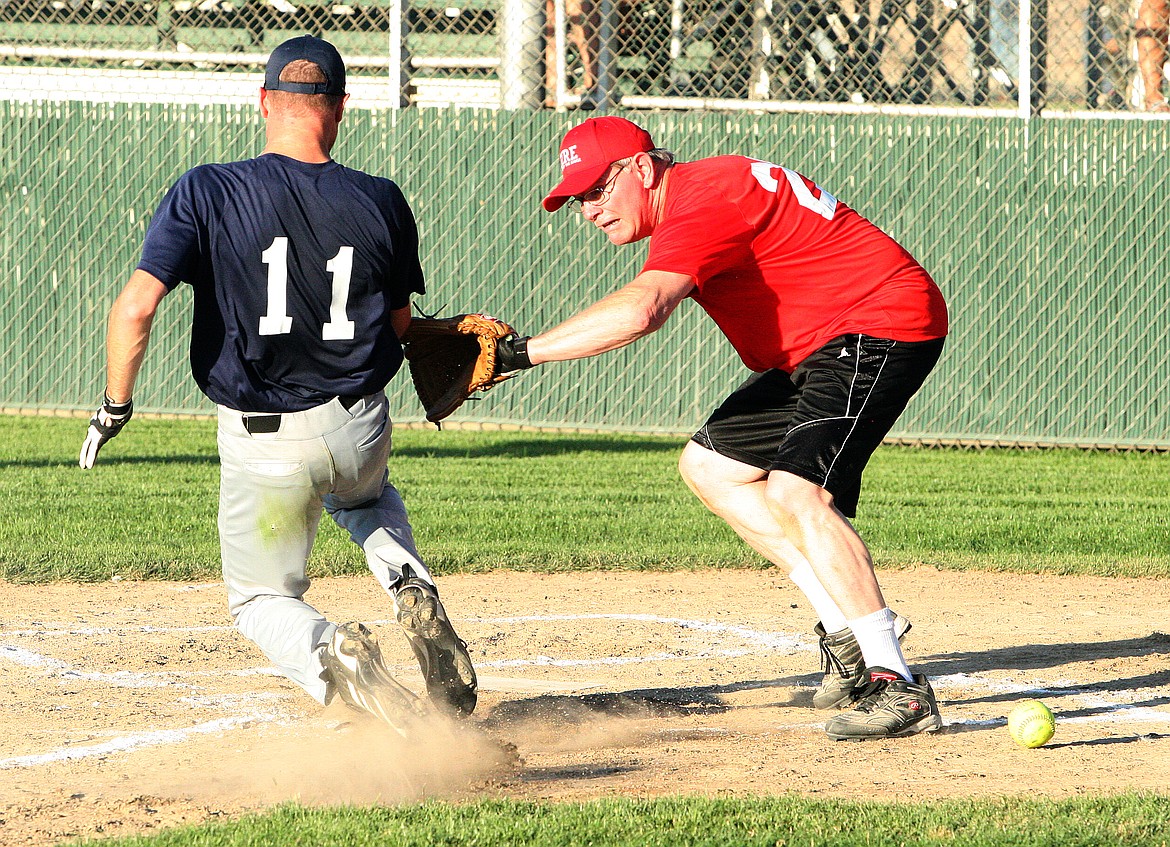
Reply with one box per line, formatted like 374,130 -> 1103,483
264,35 -> 346,96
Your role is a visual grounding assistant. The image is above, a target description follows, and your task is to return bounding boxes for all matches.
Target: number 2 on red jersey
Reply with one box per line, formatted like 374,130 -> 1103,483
749,160 -> 838,221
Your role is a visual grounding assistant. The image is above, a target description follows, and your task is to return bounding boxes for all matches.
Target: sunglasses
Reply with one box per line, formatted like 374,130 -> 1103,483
565,163 -> 629,212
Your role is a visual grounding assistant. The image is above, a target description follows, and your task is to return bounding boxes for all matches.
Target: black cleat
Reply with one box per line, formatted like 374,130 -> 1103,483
395,576 -> 478,717
824,666 -> 943,740
813,614 -> 911,710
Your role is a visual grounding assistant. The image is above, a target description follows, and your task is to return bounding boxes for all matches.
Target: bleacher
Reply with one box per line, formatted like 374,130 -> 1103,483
0,0 -> 503,107
0,0 -> 1139,112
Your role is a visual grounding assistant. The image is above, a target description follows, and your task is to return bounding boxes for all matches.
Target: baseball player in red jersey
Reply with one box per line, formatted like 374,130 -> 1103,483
496,116 -> 948,740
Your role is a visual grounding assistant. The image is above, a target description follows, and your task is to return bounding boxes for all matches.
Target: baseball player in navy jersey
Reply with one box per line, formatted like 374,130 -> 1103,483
496,116 -> 948,740
78,35 -> 476,731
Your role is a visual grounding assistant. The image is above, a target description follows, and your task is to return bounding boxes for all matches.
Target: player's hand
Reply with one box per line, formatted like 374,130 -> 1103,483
495,334 -> 534,375
79,394 -> 134,469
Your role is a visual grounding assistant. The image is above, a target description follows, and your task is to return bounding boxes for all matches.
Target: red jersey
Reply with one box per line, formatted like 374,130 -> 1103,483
642,156 -> 948,373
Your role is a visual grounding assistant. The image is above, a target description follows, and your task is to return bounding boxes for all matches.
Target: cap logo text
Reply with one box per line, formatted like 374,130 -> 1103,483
560,145 -> 582,172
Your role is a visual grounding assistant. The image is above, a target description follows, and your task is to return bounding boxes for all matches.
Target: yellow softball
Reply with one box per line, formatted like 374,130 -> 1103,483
1007,700 -> 1056,748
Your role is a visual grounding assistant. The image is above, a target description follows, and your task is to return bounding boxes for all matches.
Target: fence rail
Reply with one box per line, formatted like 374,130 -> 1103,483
1,0 -> 1166,115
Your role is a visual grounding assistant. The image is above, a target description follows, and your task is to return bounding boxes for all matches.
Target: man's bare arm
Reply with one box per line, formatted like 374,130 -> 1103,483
525,270 -> 695,365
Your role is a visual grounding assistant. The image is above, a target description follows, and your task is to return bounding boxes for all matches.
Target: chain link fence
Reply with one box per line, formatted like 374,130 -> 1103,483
4,103 -> 1169,446
2,17 -> 1170,446
2,0 -> 1168,112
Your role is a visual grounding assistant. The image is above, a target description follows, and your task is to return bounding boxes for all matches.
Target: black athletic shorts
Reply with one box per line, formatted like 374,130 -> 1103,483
691,334 -> 945,518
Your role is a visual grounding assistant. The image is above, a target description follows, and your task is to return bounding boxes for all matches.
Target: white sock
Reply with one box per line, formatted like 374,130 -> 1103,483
848,607 -> 913,682
788,562 -> 848,633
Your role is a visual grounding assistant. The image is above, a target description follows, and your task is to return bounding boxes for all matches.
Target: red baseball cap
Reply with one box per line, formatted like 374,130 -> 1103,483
542,117 -> 655,212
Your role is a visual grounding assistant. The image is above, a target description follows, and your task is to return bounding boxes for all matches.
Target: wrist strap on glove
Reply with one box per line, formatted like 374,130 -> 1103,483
80,392 -> 135,469
498,335 -> 534,372
91,393 -> 134,435
103,393 -> 133,418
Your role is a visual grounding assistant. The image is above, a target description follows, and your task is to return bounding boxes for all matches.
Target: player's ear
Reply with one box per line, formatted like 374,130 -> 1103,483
634,152 -> 658,188
259,87 -> 272,118
335,94 -> 349,123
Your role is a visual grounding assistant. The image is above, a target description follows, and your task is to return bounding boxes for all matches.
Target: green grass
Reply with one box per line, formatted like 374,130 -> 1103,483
2,415 -> 1169,582
860,446 -> 1170,577
8,414 -> 1170,845
82,794 -> 1170,846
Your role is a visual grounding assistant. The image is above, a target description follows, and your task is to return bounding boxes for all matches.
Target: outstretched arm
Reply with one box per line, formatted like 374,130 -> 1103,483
525,270 -> 695,365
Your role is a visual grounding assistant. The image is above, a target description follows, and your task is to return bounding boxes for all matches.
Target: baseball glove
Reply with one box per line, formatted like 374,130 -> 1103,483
400,313 -> 518,424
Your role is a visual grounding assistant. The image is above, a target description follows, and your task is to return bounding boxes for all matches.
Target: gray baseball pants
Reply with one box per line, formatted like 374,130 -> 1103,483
216,391 -> 433,704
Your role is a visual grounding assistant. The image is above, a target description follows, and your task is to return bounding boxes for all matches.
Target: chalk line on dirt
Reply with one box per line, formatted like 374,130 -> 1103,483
3,613 -> 1168,772
0,715 -> 285,770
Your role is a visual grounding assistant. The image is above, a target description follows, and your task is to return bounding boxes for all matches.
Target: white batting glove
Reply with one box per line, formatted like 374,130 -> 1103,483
79,394 -> 134,469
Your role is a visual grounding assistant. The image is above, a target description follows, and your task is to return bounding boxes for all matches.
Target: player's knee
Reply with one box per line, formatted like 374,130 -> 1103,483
679,444 -> 759,518
226,584 -> 264,623
678,443 -> 717,500
680,442 -> 773,505
228,592 -> 267,635
764,471 -> 835,525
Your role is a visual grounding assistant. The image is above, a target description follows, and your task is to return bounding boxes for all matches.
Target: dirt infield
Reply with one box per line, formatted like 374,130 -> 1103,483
2,567 -> 1168,845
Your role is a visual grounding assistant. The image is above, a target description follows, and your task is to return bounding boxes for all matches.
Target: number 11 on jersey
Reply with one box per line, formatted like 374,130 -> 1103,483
259,236 -> 356,340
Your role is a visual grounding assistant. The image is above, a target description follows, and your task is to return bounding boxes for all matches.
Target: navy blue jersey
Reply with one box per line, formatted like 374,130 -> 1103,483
138,153 -> 425,412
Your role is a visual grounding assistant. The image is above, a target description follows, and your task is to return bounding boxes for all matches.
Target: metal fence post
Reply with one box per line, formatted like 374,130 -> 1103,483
1030,0 -> 1047,114
500,0 -> 544,109
389,0 -> 409,109
1017,0 -> 1031,117
592,0 -> 619,109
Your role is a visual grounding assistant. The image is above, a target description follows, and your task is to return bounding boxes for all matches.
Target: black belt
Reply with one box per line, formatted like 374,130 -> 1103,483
243,396 -> 362,434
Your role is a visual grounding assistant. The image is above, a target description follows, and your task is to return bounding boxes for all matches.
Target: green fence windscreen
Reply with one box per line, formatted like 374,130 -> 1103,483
3,103 -> 1168,446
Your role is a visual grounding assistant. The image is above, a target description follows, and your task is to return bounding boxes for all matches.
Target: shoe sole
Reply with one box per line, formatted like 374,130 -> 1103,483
396,584 -> 478,717
324,623 -> 427,737
826,712 -> 943,741
814,614 -> 913,711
